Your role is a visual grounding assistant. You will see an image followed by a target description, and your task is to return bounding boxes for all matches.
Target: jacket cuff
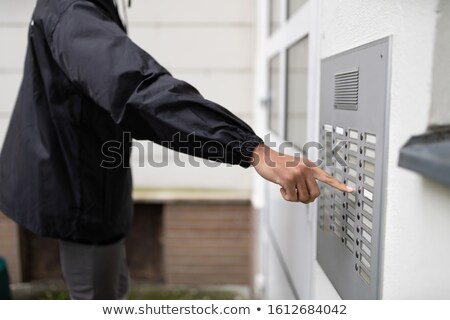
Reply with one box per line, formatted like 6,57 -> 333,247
238,134 -> 264,168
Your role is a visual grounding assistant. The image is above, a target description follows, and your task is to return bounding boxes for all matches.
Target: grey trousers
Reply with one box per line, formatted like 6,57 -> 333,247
58,239 -> 129,300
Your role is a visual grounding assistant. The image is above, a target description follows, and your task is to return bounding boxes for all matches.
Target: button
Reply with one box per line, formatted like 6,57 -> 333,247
348,167 -> 357,178
359,266 -> 371,284
336,126 -> 345,135
346,238 -> 354,253
347,192 -> 356,204
364,174 -> 375,187
349,129 -> 359,140
346,215 -> 355,228
363,202 -> 373,215
346,227 -> 355,240
364,147 -> 376,159
347,179 -> 356,191
362,228 -> 372,243
362,215 -> 373,230
365,133 -> 377,145
349,142 -> 358,153
363,188 -> 374,201
360,254 -> 371,270
361,242 -> 371,257
348,154 -> 358,166
363,160 -> 376,174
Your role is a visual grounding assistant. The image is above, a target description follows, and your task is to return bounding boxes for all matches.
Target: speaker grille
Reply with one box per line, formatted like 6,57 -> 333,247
334,68 -> 359,110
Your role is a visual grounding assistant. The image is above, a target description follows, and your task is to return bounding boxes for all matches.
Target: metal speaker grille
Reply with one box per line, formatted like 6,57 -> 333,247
334,68 -> 359,110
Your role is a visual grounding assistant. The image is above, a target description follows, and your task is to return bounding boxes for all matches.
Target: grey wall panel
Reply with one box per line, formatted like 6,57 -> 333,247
317,38 -> 391,299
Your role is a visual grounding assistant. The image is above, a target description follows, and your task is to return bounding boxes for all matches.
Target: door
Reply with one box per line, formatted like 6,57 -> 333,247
255,0 -> 325,299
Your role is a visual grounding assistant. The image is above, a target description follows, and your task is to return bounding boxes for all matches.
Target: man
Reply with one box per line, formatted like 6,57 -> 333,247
0,0 -> 351,299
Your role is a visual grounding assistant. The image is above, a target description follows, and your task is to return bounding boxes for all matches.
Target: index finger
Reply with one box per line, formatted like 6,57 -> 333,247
311,166 -> 354,193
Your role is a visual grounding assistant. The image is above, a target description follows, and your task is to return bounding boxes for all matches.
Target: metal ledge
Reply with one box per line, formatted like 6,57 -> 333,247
398,127 -> 450,187
132,188 -> 251,205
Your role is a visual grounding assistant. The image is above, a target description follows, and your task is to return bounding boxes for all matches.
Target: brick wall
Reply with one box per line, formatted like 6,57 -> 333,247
1,202 -> 254,287
0,212 -> 22,283
163,203 -> 253,286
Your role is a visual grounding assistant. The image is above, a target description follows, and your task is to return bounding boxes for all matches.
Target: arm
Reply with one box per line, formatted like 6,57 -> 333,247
49,1 -> 262,167
50,2 -> 350,203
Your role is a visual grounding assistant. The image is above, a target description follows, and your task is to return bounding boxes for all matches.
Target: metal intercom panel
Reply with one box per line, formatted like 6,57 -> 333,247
317,38 -> 391,299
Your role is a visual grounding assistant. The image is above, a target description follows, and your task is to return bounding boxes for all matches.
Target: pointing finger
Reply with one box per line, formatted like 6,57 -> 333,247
312,166 -> 353,193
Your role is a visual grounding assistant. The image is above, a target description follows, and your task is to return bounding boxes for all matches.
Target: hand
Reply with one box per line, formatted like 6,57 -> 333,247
251,144 -> 353,203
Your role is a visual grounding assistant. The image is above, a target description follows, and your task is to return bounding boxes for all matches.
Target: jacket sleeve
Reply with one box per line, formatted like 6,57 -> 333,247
49,1 -> 262,168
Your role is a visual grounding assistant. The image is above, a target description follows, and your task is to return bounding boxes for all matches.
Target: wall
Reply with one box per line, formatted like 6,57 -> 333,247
318,0 -> 450,299
0,0 -> 31,151
0,213 -> 22,283
0,0 -> 34,285
163,203 -> 253,286
429,0 -> 450,127
127,0 -> 257,191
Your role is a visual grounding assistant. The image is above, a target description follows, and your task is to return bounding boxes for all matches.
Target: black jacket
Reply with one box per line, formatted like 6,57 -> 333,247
0,0 -> 262,244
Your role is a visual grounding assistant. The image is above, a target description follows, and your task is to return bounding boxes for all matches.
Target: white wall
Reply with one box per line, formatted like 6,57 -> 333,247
127,0 -> 257,191
0,0 -> 34,151
319,0 -> 450,299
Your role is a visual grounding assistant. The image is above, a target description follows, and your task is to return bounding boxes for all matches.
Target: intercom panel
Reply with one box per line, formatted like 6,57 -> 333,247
317,38 -> 390,299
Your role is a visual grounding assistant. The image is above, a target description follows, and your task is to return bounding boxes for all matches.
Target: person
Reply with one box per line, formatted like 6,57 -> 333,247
0,0 -> 352,299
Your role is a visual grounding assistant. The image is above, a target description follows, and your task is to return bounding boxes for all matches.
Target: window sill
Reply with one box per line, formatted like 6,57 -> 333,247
398,126 -> 450,187
132,188 -> 251,205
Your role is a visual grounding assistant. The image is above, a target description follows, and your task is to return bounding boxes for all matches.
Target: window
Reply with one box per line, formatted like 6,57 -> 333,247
269,54 -> 281,135
269,0 -> 281,35
286,37 -> 308,149
288,0 -> 308,18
